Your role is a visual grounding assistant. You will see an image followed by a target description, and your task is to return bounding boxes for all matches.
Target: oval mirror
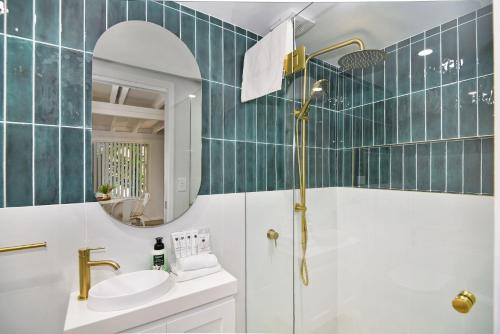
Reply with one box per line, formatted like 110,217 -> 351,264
92,21 -> 202,227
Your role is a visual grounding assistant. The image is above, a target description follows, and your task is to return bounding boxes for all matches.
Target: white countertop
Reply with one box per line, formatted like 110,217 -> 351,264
64,270 -> 237,334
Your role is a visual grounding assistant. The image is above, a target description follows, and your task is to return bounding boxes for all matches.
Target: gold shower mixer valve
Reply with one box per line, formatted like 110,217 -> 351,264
267,229 -> 280,247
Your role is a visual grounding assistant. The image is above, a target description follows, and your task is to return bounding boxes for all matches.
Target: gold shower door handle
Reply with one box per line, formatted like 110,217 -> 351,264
267,229 -> 279,247
452,290 -> 476,314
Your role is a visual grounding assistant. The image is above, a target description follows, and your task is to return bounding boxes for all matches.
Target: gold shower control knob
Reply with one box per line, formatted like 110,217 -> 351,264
452,290 -> 476,314
267,229 -> 279,247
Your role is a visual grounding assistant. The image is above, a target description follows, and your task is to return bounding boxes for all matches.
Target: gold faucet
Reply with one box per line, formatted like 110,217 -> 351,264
78,247 -> 120,300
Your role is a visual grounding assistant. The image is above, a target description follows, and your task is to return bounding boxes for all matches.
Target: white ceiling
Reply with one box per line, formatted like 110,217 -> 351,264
93,82 -> 165,135
179,2 -> 315,35
181,1 -> 491,66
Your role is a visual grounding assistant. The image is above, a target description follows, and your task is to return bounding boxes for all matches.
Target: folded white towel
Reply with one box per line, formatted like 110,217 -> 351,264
177,253 -> 219,271
171,264 -> 222,282
241,20 -> 293,102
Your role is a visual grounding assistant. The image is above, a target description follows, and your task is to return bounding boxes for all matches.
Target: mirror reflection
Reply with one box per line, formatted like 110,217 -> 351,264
92,21 -> 202,227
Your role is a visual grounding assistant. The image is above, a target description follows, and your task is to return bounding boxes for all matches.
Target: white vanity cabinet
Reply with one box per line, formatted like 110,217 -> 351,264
122,297 -> 235,333
64,271 -> 237,334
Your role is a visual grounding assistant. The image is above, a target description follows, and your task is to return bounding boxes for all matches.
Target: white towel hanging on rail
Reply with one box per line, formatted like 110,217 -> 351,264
241,20 -> 293,102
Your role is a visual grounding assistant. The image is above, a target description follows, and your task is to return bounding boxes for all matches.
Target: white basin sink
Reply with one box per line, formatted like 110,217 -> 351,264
88,270 -> 173,312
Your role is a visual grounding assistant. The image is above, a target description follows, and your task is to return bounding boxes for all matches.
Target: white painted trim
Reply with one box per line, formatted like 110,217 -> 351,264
109,84 -> 119,103
152,121 -> 165,134
92,101 -> 165,121
166,86 -> 176,222
118,86 -> 130,105
92,130 -> 164,143
152,94 -> 166,109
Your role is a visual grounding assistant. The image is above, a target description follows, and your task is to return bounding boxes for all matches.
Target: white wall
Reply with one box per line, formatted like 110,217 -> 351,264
0,194 -> 246,334
245,188 -> 338,334
335,188 -> 493,334
246,187 -> 494,334
294,188 -> 338,334
246,190 -> 295,333
0,187 -> 494,334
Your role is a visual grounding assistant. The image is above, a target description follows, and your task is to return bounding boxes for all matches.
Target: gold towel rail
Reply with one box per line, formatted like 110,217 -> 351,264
0,242 -> 47,253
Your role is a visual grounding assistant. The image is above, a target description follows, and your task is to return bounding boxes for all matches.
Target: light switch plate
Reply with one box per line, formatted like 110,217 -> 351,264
177,177 -> 187,192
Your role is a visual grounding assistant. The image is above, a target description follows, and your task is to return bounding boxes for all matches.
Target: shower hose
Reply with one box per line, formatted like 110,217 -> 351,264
295,115 -> 309,286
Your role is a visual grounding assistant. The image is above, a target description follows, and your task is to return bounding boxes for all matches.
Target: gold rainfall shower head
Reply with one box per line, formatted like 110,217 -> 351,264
338,49 -> 387,70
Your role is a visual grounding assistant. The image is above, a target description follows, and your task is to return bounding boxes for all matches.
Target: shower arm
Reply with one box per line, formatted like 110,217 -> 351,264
301,38 -> 365,105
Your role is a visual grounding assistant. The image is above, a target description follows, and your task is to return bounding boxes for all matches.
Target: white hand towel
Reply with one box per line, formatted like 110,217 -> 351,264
171,264 -> 222,282
241,20 -> 293,102
177,253 -> 219,271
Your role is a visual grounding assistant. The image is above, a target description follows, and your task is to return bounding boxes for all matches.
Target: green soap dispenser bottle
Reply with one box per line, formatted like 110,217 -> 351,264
152,237 -> 169,271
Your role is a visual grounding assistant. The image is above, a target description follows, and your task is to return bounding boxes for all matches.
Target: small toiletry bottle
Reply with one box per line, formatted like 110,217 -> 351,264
179,232 -> 187,258
152,237 -> 169,271
171,233 -> 182,259
198,233 -> 211,254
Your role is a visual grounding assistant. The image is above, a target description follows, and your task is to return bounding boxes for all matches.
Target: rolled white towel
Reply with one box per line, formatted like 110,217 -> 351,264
177,253 -> 219,271
171,264 -> 221,282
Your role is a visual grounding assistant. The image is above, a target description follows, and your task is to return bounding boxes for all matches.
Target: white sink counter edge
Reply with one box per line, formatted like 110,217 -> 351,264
64,270 -> 237,334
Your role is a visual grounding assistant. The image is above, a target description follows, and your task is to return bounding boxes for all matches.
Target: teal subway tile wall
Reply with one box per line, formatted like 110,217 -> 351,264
0,0 -> 312,208
334,4 -> 494,195
0,1 -> 493,208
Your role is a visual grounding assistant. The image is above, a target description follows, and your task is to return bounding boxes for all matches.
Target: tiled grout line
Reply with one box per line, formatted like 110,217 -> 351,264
421,37 -> 429,189
480,137 -> 484,194
0,121 -> 90,129
380,58 -> 386,188
253,66 -> 257,192
475,13 -> 482,193
455,16 -> 460,194
233,30 -> 237,191
438,22 -> 443,141
274,92 -> 278,189
475,12 -> 480,140
83,0 -> 87,203
105,0 -> 109,29
32,0 -> 36,205
461,139 -> 465,193
409,45 -> 413,146
221,22 -> 225,193
429,140 -> 433,191
2,33 -> 94,55
2,1 -> 6,207
57,0 -> 62,204
332,133 -> 492,150
161,0 -> 165,27
264,96 -> 267,190
207,12 -> 212,194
